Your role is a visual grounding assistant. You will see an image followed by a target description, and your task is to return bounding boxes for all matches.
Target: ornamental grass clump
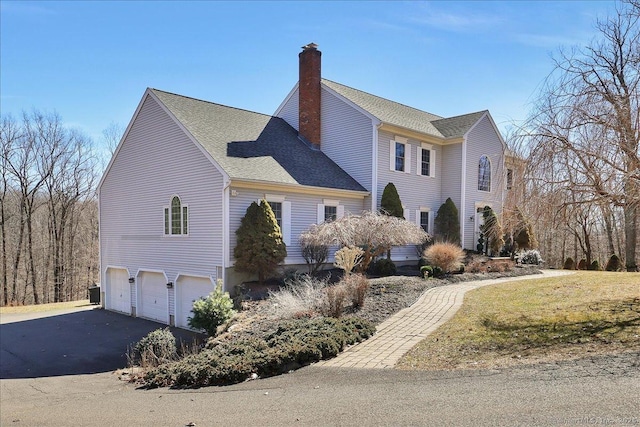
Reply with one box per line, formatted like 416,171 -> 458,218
188,280 -> 236,336
423,242 -> 465,273
267,276 -> 327,319
340,273 -> 369,309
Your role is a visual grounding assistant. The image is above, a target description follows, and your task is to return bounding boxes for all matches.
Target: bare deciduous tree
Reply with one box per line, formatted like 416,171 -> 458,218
522,2 -> 639,271
1,111 -> 99,306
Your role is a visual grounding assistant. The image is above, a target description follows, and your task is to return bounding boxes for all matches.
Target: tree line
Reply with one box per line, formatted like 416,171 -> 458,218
1,111 -> 101,306
512,0 -> 639,271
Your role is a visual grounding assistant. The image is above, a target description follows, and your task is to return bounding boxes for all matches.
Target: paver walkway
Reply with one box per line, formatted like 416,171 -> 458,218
316,270 -> 574,369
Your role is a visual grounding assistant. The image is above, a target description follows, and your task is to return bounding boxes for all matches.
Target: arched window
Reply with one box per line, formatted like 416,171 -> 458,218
478,155 -> 491,191
164,196 -> 188,235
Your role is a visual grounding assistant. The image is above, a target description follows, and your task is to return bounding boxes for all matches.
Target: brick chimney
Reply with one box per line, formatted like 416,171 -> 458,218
299,43 -> 321,149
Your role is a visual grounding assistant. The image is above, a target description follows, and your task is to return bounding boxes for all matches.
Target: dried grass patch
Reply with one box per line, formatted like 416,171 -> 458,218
397,271 -> 640,370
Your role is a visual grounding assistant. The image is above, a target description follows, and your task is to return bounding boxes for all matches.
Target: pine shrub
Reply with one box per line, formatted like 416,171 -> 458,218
434,198 -> 461,245
420,265 -> 434,278
369,258 -> 397,277
188,280 -> 236,336
578,259 -> 588,270
605,254 -> 622,272
380,182 -> 404,218
589,260 -> 600,271
563,257 -> 575,270
234,200 -> 287,284
423,242 -> 465,273
133,328 -> 177,366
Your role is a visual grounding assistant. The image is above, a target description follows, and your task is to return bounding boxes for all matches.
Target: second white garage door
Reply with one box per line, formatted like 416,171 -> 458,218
175,276 -> 215,329
137,271 -> 168,324
105,267 -> 131,315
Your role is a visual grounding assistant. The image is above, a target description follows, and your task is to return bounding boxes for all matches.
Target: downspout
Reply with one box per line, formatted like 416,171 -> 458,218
222,178 -> 231,291
460,137 -> 467,249
371,121 -> 381,211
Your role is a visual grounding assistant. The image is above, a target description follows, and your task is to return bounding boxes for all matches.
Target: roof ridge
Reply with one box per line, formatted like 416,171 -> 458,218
321,78 -> 444,120
149,88 -> 275,119
432,110 -> 488,122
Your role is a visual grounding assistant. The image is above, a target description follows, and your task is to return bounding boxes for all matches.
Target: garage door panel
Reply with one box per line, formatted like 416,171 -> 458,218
106,268 -> 130,315
138,272 -> 168,324
176,276 -> 215,329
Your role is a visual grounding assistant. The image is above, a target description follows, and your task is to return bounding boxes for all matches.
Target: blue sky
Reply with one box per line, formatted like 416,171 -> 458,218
1,1 -> 618,152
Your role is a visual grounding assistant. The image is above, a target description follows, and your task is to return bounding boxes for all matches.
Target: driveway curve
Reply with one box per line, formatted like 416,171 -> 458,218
0,308 -> 203,379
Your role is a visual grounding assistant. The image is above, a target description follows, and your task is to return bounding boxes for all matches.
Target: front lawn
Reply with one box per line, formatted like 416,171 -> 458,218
397,271 -> 640,370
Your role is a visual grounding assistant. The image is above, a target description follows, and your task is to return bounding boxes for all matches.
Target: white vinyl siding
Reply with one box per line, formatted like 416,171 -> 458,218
440,143 -> 463,210
99,94 -> 225,317
462,115 -> 505,250
277,88 -> 299,131
229,188 -> 361,265
319,87 -> 373,191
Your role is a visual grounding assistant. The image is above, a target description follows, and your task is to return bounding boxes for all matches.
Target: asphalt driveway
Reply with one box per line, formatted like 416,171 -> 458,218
0,307 -> 204,379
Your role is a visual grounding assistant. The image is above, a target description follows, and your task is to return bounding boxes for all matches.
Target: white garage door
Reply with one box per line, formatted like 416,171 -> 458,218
176,276 -> 215,329
106,268 -> 131,315
137,272 -> 168,324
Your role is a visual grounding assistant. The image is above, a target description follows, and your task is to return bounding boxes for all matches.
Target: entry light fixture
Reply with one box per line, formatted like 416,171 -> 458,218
470,216 -> 474,222
166,282 -> 174,289
128,277 -> 135,284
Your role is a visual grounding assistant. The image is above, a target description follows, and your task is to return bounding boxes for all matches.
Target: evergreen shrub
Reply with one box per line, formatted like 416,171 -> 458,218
188,280 -> 236,336
563,257 -> 575,270
605,254 -> 622,272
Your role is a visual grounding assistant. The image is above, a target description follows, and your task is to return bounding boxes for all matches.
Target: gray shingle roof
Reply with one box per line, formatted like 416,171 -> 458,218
431,111 -> 488,138
322,79 -> 485,139
151,89 -> 366,192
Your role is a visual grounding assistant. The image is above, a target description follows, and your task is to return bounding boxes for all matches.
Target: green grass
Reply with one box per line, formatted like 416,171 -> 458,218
0,299 -> 91,314
397,271 -> 640,370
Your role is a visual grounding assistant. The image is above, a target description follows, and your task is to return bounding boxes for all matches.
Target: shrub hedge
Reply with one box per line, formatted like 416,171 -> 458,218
143,317 -> 375,388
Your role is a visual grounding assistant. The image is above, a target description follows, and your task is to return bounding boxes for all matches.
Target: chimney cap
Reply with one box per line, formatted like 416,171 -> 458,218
302,42 -> 318,50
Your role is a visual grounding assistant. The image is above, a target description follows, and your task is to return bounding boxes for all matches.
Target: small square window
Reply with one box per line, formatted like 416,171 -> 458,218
324,205 -> 337,222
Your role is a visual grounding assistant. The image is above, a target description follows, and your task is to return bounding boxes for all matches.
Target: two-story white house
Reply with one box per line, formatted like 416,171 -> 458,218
98,43 -> 507,328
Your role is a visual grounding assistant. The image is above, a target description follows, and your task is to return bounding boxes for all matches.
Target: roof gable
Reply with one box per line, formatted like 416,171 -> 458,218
322,79 -> 489,140
150,89 -> 366,192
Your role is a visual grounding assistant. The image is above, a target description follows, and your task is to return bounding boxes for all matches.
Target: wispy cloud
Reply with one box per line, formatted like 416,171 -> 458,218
0,2 -> 56,16
407,3 -> 504,33
511,33 -> 584,49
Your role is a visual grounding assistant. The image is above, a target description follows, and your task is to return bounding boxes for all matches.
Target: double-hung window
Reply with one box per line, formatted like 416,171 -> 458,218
263,196 -> 291,246
390,137 -> 411,173
415,208 -> 432,234
416,143 -> 435,177
164,196 -> 188,235
506,168 -> 513,190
